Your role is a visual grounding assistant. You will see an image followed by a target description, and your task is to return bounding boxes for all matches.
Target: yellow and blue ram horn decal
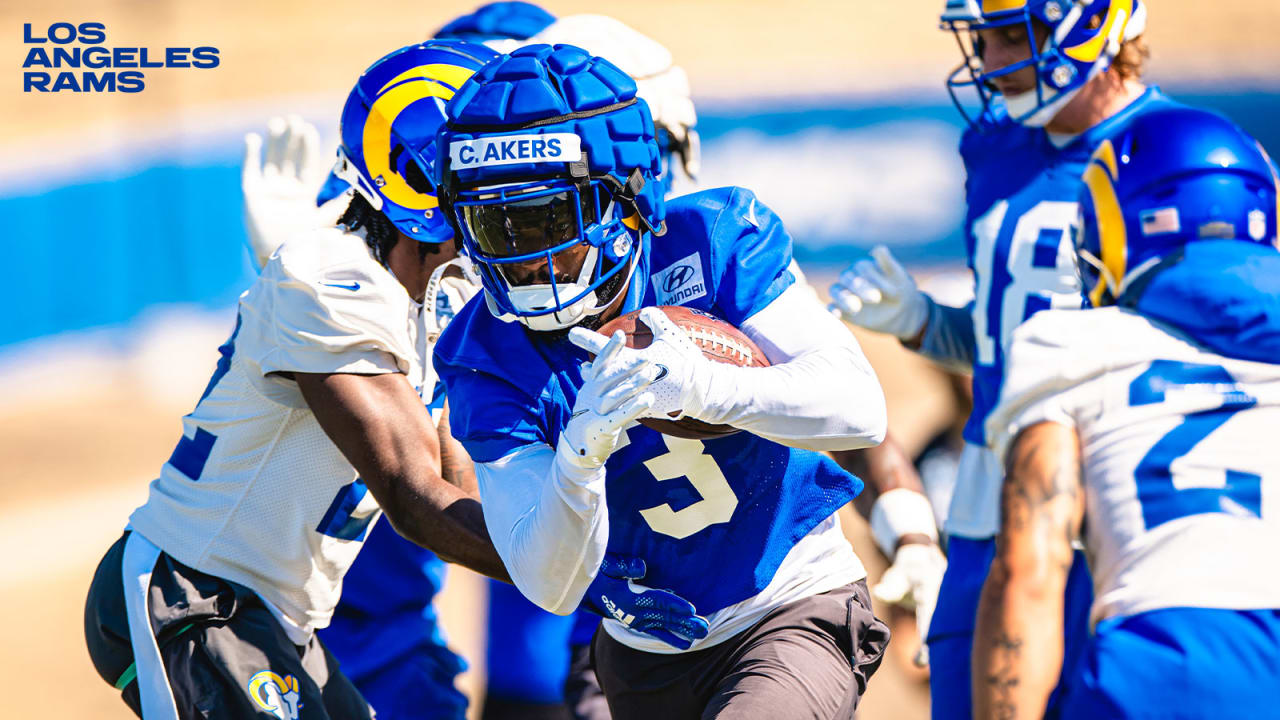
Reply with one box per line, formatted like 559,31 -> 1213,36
363,63 -> 478,211
1081,138 -> 1128,306
1064,0 -> 1134,63
982,0 -> 1028,13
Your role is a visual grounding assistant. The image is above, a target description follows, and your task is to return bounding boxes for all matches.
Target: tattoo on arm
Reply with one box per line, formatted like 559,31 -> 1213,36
984,629 -> 1023,720
1000,424 -> 1083,572
973,421 -> 1085,720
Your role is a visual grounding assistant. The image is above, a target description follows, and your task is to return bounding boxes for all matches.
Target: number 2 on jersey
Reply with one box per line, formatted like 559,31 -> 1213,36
1129,360 -> 1263,529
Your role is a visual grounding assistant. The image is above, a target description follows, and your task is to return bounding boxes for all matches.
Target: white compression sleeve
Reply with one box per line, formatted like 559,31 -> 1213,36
475,443 -> 609,615
700,282 -> 888,451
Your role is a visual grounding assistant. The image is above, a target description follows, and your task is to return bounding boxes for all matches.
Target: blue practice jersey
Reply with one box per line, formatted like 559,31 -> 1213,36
960,88 -> 1176,446
435,186 -> 863,615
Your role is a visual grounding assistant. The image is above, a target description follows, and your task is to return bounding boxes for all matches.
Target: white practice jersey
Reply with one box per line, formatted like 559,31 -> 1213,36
988,307 -> 1280,625
129,226 -> 477,639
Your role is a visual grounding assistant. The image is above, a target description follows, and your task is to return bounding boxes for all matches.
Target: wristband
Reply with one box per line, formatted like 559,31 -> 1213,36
870,488 -> 939,558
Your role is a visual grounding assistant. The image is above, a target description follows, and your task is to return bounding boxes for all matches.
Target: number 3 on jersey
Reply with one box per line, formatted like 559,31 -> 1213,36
617,429 -> 739,540
972,200 -> 1082,365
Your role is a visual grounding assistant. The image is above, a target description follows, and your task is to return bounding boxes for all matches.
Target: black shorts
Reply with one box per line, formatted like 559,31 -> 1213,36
591,580 -> 889,720
84,531 -> 373,719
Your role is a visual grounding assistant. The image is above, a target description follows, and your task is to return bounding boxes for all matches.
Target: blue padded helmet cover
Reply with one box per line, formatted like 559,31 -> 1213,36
437,44 -> 666,232
434,1 -> 555,42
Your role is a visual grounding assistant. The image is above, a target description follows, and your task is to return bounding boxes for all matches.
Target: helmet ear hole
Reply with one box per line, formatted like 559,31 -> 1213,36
403,157 -> 433,195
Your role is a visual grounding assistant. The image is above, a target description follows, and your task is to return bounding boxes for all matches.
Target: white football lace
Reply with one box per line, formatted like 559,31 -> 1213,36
684,326 -> 753,365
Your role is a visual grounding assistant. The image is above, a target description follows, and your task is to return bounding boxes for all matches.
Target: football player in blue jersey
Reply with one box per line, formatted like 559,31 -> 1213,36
468,15 -> 703,720
829,1 -> 1166,717
432,44 -> 892,719
976,106 -> 1280,719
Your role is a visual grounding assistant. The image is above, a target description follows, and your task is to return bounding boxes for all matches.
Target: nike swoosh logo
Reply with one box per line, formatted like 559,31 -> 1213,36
322,281 -> 361,291
744,199 -> 760,229
652,365 -> 669,382
571,409 -> 589,419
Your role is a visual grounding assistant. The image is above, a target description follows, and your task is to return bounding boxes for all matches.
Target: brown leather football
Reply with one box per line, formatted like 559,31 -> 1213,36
594,305 -> 770,439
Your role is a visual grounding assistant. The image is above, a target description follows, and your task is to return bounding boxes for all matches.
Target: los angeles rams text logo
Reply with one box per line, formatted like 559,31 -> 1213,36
21,22 -> 219,93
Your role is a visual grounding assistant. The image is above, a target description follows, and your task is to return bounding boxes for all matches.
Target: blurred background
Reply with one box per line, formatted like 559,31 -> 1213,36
2,1 -> 1278,717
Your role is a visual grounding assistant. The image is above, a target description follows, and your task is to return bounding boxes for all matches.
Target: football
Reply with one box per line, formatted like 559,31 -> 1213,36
594,305 -> 770,439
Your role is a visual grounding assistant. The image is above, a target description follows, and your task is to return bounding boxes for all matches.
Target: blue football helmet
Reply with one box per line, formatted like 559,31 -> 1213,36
1077,106 -> 1280,306
433,1 -> 555,44
333,40 -> 499,243
317,7 -> 551,209
942,0 -> 1146,127
435,44 -> 665,332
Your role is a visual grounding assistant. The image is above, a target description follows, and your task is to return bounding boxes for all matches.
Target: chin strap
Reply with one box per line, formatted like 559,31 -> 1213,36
572,150 -> 665,237
598,167 -> 666,237
421,256 -> 472,338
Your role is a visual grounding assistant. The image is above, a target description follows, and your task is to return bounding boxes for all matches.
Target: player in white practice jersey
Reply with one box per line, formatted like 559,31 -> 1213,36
974,106 -> 1280,719
81,42 -> 507,720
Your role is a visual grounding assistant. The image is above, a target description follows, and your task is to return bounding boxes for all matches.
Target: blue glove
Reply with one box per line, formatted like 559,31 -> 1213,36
580,555 -> 710,650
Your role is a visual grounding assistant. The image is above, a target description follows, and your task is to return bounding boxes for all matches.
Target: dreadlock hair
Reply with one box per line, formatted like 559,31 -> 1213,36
339,157 -> 447,264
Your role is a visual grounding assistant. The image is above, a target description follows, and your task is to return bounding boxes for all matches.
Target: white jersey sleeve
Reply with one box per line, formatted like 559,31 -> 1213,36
989,307 -> 1280,626
241,227 -> 420,383
985,309 -> 1109,462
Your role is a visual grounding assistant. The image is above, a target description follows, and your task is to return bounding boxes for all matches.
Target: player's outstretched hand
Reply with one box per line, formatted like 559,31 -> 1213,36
580,554 -> 710,650
560,329 -> 658,467
829,245 -> 929,341
242,115 -> 328,268
872,542 -> 947,667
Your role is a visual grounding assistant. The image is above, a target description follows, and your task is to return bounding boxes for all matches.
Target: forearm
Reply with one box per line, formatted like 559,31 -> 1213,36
704,345 -> 886,451
295,370 -> 508,582
972,556 -> 1065,720
379,477 -> 510,583
438,404 -> 479,494
477,444 -> 609,615
713,284 -> 887,451
911,297 -> 976,373
832,436 -> 937,557
835,433 -> 926,518
973,422 -> 1085,720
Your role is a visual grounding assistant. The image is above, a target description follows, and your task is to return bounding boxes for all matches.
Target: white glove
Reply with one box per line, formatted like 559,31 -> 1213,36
569,307 -> 720,425
242,115 -> 334,268
559,329 -> 658,468
872,542 -> 947,667
829,245 -> 929,341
